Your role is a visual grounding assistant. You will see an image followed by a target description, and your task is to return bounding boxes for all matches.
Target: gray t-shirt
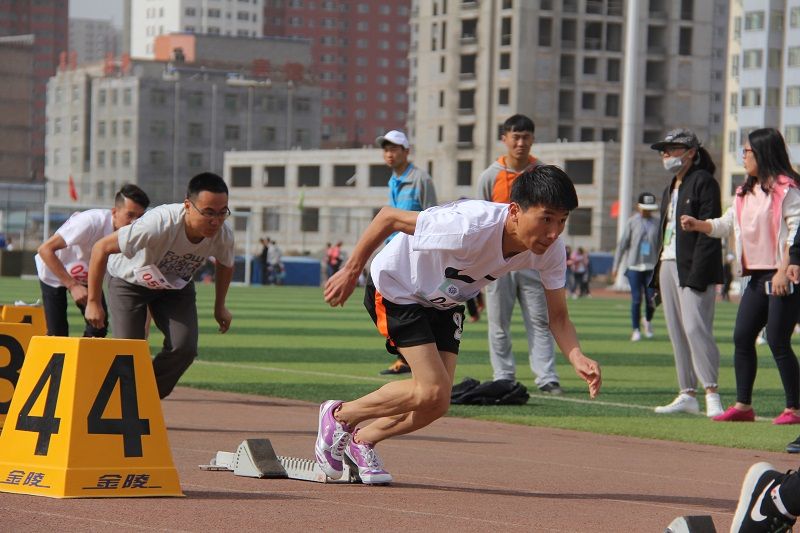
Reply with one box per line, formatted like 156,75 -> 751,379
108,203 -> 234,288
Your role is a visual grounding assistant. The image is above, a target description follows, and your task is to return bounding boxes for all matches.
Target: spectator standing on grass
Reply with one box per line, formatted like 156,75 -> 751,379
85,172 -> 235,399
267,240 -> 283,285
683,127 -> 800,425
35,184 -> 150,337
259,237 -> 270,285
649,128 -> 724,418
569,247 -> 590,298
318,165 -> 601,485
376,129 -> 438,376
611,192 -> 660,342
478,114 -> 562,395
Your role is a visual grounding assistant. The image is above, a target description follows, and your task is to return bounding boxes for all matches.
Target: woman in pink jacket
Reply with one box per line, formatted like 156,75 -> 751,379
681,128 -> 800,424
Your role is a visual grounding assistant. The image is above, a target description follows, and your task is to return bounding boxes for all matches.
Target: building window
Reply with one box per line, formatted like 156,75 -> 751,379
458,124 -> 474,146
149,151 -> 165,166
786,126 -> 800,144
788,87 -> 800,106
233,207 -> 250,231
605,94 -> 619,116
742,49 -> 763,69
97,150 -> 105,167
607,58 -> 621,82
581,92 -> 596,110
565,159 -> 594,185
123,120 -> 132,136
263,166 -> 286,187
369,164 -> 391,186
680,0 -> 693,20
261,126 -> 276,143
791,7 -> 800,28
298,165 -> 320,187
499,52 -> 511,70
744,11 -> 765,31
123,88 -> 132,105
460,54 -> 476,76
568,208 -> 592,236
456,160 -> 472,186
333,165 -> 356,187
301,208 -> 319,232
538,18 -> 552,47
789,47 -> 800,67
225,125 -> 241,141
500,17 -> 512,46
97,121 -> 106,137
678,27 -> 692,56
262,208 -> 280,232
498,88 -> 510,105
122,150 -> 131,167
583,57 -> 597,75
98,89 -> 106,105
231,166 -> 252,187
458,89 -> 475,111
741,88 -> 762,107
224,94 -> 238,111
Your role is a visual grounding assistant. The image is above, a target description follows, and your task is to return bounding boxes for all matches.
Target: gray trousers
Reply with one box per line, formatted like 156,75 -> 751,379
486,268 -> 558,386
107,276 -> 199,399
658,261 -> 720,392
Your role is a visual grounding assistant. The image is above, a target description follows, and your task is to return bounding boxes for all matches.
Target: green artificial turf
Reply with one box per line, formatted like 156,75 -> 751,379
2,277 -> 798,452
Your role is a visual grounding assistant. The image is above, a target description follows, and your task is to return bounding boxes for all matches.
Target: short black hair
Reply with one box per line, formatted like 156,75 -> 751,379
186,172 -> 228,199
115,184 -> 150,209
502,114 -> 535,135
510,165 -> 578,212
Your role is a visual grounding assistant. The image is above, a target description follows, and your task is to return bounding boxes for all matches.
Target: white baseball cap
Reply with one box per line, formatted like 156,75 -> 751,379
375,130 -> 410,149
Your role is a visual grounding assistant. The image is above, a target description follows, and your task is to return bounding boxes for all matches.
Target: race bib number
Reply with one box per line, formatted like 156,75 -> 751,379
133,265 -> 188,290
66,261 -> 89,284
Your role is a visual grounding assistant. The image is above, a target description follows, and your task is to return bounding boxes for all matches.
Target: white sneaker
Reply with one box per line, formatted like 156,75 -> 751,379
654,393 -> 700,414
756,334 -> 767,346
705,392 -> 724,418
643,320 -> 654,338
631,329 -> 641,342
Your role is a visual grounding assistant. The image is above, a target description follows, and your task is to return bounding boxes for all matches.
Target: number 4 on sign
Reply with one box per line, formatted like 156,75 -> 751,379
0,337 -> 182,498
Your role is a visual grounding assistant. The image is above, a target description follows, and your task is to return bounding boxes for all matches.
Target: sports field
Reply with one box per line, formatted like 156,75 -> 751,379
4,277 -> 798,452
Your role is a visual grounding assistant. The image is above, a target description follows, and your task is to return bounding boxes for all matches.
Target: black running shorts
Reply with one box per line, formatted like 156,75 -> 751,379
364,278 -> 465,356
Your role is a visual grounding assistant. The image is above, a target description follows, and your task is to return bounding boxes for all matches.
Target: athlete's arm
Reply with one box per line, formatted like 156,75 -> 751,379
213,261 -> 233,333
85,231 -> 121,329
324,207 -> 418,307
545,287 -> 602,398
38,234 -> 90,305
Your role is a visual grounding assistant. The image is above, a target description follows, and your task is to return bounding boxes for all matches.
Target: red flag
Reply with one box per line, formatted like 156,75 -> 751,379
68,175 -> 78,201
610,200 -> 619,219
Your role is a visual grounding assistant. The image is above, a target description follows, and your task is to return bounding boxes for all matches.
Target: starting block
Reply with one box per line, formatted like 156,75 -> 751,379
200,438 -> 361,484
664,515 -> 716,533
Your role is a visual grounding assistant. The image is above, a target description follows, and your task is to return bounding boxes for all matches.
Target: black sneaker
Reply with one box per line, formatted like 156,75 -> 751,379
538,382 -> 563,395
379,359 -> 411,375
731,462 -> 796,533
786,435 -> 800,454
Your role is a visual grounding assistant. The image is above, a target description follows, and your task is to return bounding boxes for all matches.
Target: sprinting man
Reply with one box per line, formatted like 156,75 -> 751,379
319,165 -> 601,484
85,172 -> 235,399
35,184 -> 150,336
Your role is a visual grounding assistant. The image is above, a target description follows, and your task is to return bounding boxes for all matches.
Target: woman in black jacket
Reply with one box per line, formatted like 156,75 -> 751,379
649,129 -> 724,418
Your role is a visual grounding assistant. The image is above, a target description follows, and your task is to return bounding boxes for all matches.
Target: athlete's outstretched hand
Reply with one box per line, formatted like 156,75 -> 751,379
324,268 -> 359,307
570,352 -> 602,399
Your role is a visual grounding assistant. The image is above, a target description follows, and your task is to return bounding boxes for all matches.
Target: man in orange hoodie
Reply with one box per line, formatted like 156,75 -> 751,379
478,114 -> 561,395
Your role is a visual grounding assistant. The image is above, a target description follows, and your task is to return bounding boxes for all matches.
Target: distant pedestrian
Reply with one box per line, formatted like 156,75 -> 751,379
259,237 -> 270,285
611,192 -> 660,342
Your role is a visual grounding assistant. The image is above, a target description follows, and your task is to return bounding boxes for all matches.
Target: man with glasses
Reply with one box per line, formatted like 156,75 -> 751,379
85,172 -> 235,399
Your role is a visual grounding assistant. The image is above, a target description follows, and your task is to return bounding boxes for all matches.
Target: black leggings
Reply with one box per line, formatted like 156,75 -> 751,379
733,270 -> 800,408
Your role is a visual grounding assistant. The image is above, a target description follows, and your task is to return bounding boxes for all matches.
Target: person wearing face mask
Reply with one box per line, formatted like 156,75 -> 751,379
682,128 -> 800,425
649,129 -> 725,418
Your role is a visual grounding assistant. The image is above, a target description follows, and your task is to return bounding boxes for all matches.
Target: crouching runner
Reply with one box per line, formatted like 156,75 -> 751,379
318,165 -> 602,484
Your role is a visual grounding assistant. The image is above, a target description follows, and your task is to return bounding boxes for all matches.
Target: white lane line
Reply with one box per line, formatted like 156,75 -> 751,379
1,506 -> 191,532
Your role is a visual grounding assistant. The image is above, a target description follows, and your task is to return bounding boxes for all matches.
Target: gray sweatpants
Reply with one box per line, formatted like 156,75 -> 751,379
658,261 -> 720,392
486,268 -> 558,386
107,276 -> 199,399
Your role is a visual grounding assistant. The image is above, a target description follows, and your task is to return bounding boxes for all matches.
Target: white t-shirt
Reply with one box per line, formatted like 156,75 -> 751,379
370,200 -> 567,309
35,209 -> 113,288
108,203 -> 235,289
660,188 -> 679,261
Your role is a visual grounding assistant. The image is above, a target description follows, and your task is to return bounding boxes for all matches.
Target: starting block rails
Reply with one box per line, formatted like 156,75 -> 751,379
664,515 -> 716,533
200,438 -> 362,484
0,337 -> 182,498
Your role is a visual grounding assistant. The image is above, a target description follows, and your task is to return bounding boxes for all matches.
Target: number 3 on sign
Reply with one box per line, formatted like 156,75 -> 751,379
15,353 -> 150,457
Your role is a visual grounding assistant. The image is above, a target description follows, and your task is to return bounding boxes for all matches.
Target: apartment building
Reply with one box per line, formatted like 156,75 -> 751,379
408,0 -> 728,206
130,0 -> 263,57
45,35 -> 320,209
722,0 -> 800,205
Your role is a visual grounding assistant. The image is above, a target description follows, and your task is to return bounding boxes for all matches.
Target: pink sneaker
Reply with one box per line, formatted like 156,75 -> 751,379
314,400 -> 353,479
712,406 -> 755,422
345,431 -> 393,485
773,411 -> 800,425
